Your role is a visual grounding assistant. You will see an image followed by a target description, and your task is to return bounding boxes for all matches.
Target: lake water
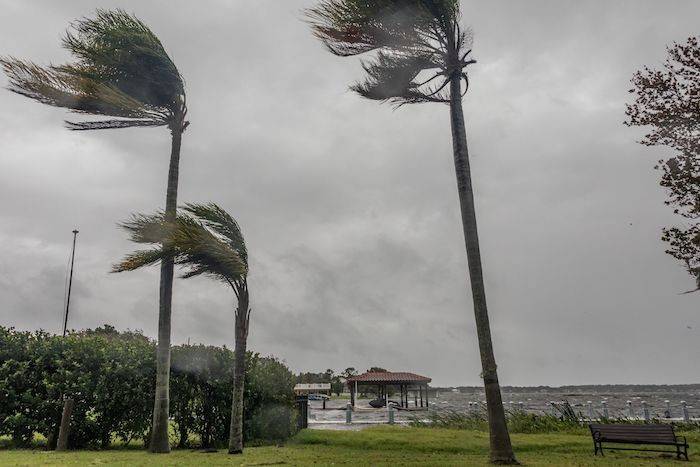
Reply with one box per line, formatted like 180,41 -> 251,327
308,385 -> 699,429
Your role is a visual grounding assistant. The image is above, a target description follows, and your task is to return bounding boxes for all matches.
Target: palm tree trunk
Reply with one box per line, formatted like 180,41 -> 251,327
448,75 -> 517,464
149,123 -> 184,453
228,284 -> 250,454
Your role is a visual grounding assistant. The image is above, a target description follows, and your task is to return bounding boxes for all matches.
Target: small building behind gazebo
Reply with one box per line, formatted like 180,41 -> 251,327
346,371 -> 431,408
293,383 -> 331,396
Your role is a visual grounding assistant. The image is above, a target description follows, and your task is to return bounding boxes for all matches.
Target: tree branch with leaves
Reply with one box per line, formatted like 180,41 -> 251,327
626,36 -> 700,292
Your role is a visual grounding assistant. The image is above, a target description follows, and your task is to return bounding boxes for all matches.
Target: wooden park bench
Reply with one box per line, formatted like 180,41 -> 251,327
589,423 -> 689,461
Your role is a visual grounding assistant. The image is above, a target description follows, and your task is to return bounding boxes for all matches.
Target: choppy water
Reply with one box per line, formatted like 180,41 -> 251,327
436,386 -> 699,419
308,385 -> 699,428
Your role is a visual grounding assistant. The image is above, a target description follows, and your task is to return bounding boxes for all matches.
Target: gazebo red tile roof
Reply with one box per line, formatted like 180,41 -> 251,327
346,371 -> 431,384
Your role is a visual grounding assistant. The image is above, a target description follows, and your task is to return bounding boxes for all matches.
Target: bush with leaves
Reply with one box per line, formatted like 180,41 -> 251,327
171,344 -> 233,449
0,326 -> 295,449
170,345 -> 296,449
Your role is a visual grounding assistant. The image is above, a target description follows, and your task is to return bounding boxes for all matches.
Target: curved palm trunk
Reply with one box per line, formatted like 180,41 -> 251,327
448,76 -> 517,464
228,283 -> 250,454
150,123 -> 184,453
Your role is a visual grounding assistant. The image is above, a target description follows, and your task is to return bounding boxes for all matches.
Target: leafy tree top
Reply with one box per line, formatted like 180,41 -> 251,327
1,9 -> 186,130
626,36 -> 699,156
306,0 -> 475,106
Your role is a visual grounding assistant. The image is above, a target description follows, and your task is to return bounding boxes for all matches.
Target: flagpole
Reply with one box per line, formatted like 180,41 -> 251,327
62,229 -> 79,337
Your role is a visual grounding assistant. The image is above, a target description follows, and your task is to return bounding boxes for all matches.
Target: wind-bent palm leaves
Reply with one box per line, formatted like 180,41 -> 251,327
306,1 -> 516,464
1,9 -> 185,130
113,203 -> 251,455
307,0 -> 474,106
113,203 -> 248,281
2,10 -> 188,453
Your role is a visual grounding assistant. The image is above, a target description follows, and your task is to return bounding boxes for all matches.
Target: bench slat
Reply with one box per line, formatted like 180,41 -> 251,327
601,437 -> 677,443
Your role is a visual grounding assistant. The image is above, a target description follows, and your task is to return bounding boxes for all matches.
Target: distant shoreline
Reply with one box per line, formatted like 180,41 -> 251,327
434,384 -> 700,391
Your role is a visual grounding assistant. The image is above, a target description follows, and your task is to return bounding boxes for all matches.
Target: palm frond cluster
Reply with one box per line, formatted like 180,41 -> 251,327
306,0 -> 475,105
113,203 -> 248,288
0,9 -> 185,130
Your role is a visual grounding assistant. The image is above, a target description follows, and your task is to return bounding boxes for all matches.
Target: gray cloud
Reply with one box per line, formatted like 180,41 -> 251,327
1,0 -> 698,386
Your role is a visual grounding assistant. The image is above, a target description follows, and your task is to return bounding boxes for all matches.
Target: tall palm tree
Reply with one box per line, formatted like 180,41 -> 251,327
306,1 -> 516,463
1,10 -> 188,453
112,203 -> 251,455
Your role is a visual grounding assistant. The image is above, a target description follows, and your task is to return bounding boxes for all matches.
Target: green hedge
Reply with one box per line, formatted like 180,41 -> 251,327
0,325 -> 295,449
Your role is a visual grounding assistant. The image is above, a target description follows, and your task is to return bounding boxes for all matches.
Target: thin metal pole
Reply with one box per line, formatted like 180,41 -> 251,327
57,230 -> 78,450
62,230 -> 79,337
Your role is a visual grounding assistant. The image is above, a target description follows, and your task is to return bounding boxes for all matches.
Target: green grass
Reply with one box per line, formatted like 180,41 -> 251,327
0,427 -> 697,466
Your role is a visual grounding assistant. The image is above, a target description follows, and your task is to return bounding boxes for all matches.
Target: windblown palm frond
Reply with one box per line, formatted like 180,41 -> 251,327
1,9 -> 185,130
111,212 -> 171,273
112,248 -> 168,273
351,51 -> 449,104
306,0 -> 474,106
171,212 -> 248,283
119,212 -> 171,245
113,204 -> 248,285
182,203 -> 248,265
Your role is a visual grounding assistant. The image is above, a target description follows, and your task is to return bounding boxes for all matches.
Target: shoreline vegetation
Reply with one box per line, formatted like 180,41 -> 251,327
410,406 -> 700,434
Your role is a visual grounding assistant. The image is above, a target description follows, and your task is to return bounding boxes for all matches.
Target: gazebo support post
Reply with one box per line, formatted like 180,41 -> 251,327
425,384 -> 429,408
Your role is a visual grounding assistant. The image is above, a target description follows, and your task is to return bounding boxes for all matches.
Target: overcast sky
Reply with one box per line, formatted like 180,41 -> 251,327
1,0 -> 698,387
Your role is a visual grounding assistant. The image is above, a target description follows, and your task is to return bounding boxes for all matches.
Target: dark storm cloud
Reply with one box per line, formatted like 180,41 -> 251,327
1,0 -> 698,386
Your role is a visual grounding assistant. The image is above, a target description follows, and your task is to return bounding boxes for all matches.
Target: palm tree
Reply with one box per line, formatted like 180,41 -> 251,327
306,1 -> 516,463
1,10 -> 187,453
112,203 -> 251,455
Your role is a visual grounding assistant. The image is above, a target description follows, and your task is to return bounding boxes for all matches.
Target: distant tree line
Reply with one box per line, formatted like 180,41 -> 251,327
0,326 -> 295,449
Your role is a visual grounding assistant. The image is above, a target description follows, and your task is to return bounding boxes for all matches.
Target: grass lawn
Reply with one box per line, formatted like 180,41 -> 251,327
0,426 -> 697,466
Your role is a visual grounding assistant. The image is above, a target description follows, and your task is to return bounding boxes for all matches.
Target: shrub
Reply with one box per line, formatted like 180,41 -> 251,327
0,325 -> 295,449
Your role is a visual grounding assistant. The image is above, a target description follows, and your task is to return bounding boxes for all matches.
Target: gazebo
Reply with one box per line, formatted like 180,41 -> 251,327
346,371 -> 431,408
